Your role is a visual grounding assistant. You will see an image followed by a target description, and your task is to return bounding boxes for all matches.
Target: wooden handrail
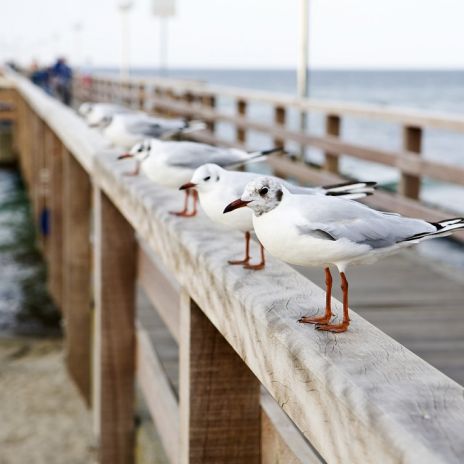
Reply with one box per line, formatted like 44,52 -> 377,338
6,70 -> 464,463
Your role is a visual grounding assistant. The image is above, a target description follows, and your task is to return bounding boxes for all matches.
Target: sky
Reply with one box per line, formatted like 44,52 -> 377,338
1,0 -> 463,69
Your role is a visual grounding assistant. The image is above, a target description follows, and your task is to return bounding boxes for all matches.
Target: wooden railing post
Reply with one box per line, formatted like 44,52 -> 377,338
138,82 -> 145,110
273,105 -> 286,148
203,94 -> 216,134
324,114 -> 341,173
179,292 -> 261,464
399,125 -> 422,199
62,150 -> 92,403
93,187 -> 137,464
47,132 -> 63,307
236,99 -> 247,145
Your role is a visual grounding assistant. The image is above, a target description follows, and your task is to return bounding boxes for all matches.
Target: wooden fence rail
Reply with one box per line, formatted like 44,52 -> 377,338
73,73 -> 464,241
3,70 -> 464,464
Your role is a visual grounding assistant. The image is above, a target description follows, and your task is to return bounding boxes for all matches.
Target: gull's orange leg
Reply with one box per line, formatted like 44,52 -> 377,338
173,189 -> 198,217
316,271 -> 350,333
170,189 -> 190,216
299,267 -> 333,325
124,160 -> 140,176
229,231 -> 251,265
244,241 -> 266,270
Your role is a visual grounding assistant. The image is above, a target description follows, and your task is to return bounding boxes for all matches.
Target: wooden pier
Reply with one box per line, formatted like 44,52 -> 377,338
1,68 -> 464,463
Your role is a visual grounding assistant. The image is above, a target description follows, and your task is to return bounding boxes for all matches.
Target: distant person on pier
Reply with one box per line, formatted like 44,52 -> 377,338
29,61 -> 51,95
51,57 -> 72,106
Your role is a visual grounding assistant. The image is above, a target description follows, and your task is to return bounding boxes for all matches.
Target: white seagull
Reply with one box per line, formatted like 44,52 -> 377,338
224,176 -> 464,332
78,102 -> 134,127
103,113 -> 206,149
117,139 -> 283,216
180,163 -> 376,270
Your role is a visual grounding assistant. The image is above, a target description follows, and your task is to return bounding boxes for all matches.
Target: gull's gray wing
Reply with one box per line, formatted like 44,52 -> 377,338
295,196 -> 435,248
166,144 -> 246,169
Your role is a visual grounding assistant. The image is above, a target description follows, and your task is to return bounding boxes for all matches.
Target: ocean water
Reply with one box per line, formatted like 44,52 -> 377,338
0,168 -> 60,336
94,68 -> 464,214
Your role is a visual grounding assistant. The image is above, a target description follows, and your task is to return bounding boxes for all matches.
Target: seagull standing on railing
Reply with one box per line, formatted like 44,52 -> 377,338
78,102 -> 134,127
117,139 -> 283,216
224,176 -> 464,332
103,113 -> 206,149
180,164 -> 376,270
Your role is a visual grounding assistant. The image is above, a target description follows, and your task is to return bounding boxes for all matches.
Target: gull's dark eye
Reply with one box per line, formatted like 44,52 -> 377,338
259,187 -> 269,196
204,176 -> 211,181
137,146 -> 143,153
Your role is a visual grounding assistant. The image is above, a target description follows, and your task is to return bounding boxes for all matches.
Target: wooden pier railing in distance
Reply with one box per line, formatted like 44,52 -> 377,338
73,72 -> 464,242
5,70 -> 464,464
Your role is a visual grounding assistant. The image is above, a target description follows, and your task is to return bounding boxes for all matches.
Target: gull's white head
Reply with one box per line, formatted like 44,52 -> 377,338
224,176 -> 285,217
78,102 -> 93,117
117,139 -> 153,161
184,164 -> 224,193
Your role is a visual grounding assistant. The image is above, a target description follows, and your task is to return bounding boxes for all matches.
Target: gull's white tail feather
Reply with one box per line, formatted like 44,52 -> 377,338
226,147 -> 285,168
323,181 -> 377,199
180,120 -> 208,134
402,218 -> 464,243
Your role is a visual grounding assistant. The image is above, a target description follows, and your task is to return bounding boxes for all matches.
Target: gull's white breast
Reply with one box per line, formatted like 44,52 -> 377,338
200,188 -> 252,232
141,155 -> 193,189
252,198 -> 371,268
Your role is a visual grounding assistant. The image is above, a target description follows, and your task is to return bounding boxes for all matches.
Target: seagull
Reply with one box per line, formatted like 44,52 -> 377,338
78,102 -> 134,127
117,139 -> 283,216
224,176 -> 464,332
103,113 -> 206,149
180,163 -> 376,270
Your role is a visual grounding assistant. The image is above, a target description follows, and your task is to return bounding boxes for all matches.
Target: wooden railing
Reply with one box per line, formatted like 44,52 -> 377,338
74,72 -> 464,242
4,70 -> 464,464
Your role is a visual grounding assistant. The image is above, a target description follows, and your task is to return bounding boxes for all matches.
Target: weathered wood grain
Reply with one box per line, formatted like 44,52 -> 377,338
93,188 -> 137,464
62,149 -> 92,404
261,392 -> 322,464
136,322 -> 179,464
137,243 -> 180,342
179,292 -> 261,463
93,151 -> 464,463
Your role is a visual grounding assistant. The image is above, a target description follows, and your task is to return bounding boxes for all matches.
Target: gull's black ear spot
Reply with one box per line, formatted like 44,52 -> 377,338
276,189 -> 283,202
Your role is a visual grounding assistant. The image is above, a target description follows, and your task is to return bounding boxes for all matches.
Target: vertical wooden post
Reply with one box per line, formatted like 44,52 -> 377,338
324,114 -> 341,173
138,82 -> 145,110
62,150 -> 92,403
273,105 -> 286,148
183,91 -> 194,121
399,125 -> 422,199
236,99 -> 247,145
47,132 -> 63,306
203,94 -> 216,134
179,292 -> 261,464
93,188 -> 137,464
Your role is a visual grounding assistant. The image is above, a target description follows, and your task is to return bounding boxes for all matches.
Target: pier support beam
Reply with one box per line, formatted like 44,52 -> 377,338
62,150 -> 92,403
179,292 -> 261,464
93,188 -> 137,464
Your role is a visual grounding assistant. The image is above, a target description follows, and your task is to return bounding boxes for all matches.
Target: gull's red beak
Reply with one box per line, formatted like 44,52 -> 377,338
179,182 -> 196,190
223,199 -> 251,214
117,153 -> 133,160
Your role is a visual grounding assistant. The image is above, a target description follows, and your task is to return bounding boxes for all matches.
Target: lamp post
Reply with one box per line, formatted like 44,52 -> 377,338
152,0 -> 176,75
118,0 -> 134,81
298,0 -> 309,158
